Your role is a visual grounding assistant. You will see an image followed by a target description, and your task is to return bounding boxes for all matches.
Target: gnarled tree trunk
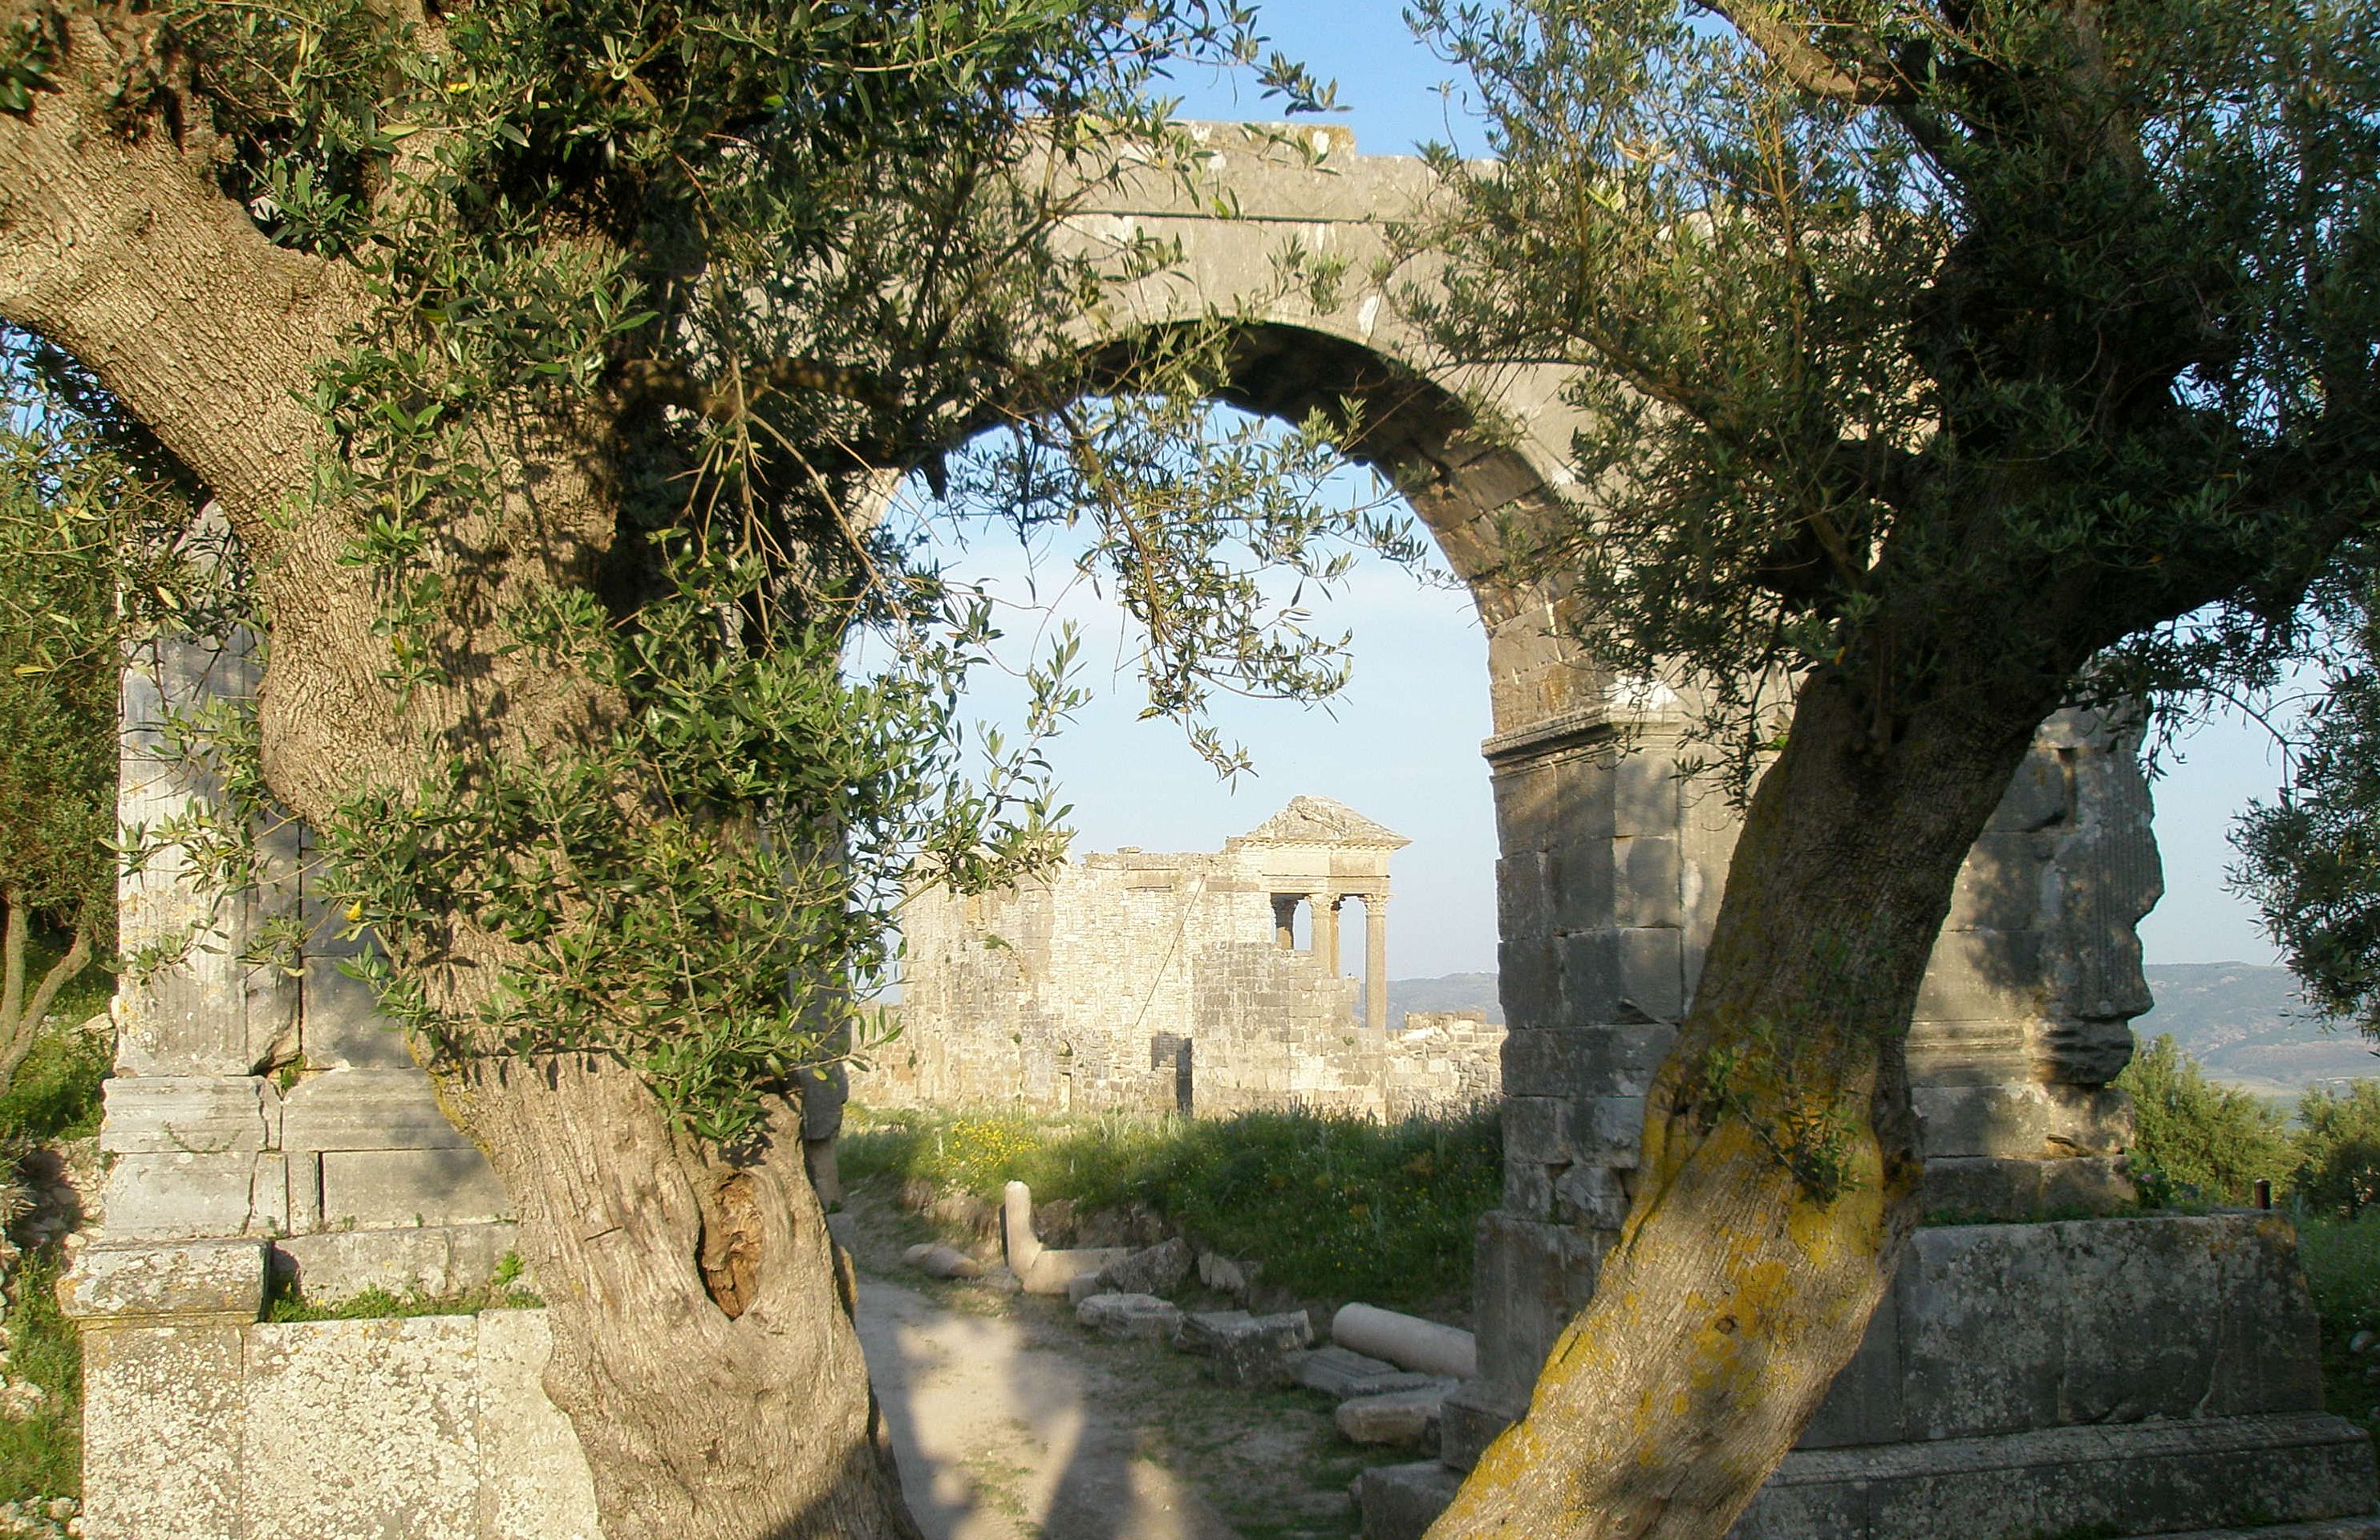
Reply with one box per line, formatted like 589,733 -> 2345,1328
0,18 -> 922,1538
1429,668 -> 2061,1539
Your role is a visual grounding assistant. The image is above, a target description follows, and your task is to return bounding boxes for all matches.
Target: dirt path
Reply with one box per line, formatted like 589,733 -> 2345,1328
856,1273 -> 1240,1540
833,1190 -> 1401,1540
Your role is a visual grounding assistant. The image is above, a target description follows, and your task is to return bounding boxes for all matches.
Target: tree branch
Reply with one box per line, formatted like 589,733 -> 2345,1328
2,925 -> 91,1089
1702,0 -> 1921,106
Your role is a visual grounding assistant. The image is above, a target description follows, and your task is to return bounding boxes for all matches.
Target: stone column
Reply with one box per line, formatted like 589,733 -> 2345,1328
1312,893 -> 1339,973
1273,894 -> 1299,950
1366,894 -> 1389,1034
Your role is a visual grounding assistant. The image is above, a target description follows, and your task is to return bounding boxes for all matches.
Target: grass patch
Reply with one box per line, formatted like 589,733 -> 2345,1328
0,1253 -> 81,1503
264,1252 -> 542,1322
842,1104 -> 1502,1312
0,933 -> 111,1146
2300,1210 -> 2380,1436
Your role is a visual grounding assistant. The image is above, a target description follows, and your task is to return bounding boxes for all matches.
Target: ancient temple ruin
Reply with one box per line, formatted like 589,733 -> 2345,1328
857,795 -> 1505,1119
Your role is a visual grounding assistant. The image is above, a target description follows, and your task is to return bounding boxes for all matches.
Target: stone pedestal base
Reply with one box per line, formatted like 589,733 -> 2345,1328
1393,1213 -> 2371,1540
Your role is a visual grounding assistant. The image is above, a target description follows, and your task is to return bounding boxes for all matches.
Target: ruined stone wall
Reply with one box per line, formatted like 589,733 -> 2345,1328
860,833 -> 1506,1121
92,621 -> 518,1295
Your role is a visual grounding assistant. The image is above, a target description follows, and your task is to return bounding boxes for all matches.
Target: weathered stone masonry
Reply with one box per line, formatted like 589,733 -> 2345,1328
858,794 -> 1507,1119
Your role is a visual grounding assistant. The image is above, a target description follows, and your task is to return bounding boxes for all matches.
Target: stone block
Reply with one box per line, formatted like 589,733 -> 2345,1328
1552,1163 -> 1629,1229
1612,836 -> 1681,929
59,1239 -> 268,1324
1732,1413 -> 2379,1540
1894,1220 -> 2065,1441
1555,930 -> 1621,1020
1947,834 -> 2051,931
1495,938 -> 1560,1032
1543,841 -> 1616,931
1494,852 -> 1551,945
1499,1158 -> 1553,1220
298,879 -> 413,1071
1498,1024 -> 1672,1103
246,1315 -> 480,1539
1913,1083 -> 2055,1161
2212,1212 -> 2329,1417
1334,1382 -> 1454,1447
904,1242 -> 984,1280
1096,1235 -> 1191,1295
1438,1375 -> 1529,1471
1920,1154 -> 2133,1220
1174,1308 -> 1313,1386
79,1322 -> 245,1540
1914,928 -> 2046,1023
97,1151 -> 264,1239
1615,927 -> 1684,1021
320,1148 -> 511,1229
1352,1460 -> 1463,1540
1985,753 -> 2070,833
476,1311 -> 602,1540
1797,1278 -> 1904,1449
282,1068 -> 476,1151
1612,752 -> 1680,837
275,1222 -> 522,1303
1076,1291 -> 1185,1340
1287,1343 -> 1396,1397
1571,1096 -> 1648,1167
1469,1211 -> 1607,1392
1020,1246 -> 1132,1296
1904,1018 -> 2037,1088
99,1076 -> 277,1155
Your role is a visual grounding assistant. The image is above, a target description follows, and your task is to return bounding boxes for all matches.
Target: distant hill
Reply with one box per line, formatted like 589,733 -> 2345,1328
1389,972 -> 1503,1027
2136,963 -> 2375,1101
1390,962 -> 2378,1100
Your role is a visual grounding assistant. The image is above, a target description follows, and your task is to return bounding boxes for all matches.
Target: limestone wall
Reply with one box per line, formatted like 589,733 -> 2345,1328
63,1240 -> 598,1540
860,815 -> 1506,1121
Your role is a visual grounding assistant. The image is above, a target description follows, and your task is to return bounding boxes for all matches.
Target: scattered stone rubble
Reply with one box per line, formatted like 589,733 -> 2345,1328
904,1179 -> 1474,1454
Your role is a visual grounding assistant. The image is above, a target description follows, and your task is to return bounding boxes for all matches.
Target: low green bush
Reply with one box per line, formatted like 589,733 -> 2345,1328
2294,1080 -> 2380,1219
0,1254 -> 81,1502
2115,1035 -> 2293,1206
842,1104 -> 1502,1311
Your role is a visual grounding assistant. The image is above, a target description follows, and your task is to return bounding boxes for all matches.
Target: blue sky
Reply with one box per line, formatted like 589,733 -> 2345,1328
909,0 -> 2295,978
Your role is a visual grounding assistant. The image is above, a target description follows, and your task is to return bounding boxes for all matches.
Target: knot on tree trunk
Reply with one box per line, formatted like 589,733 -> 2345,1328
698,1170 -> 765,1319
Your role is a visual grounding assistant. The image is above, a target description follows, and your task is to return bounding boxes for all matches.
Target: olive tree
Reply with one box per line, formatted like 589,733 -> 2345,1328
0,5 -> 1374,1536
1397,1 -> 2380,1535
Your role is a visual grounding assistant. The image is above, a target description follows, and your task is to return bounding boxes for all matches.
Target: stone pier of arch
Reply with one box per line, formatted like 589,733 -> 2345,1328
57,125 -> 2374,1540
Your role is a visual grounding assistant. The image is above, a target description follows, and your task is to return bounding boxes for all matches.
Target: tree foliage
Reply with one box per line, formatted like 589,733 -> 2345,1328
2296,1077 -> 2380,1219
0,338 -> 205,1088
0,1 -> 1400,1145
2114,1033 -> 2292,1207
1404,0 -> 2380,783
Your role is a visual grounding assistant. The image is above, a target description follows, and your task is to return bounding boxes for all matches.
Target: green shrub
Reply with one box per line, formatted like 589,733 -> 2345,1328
0,1253 -> 81,1502
2115,1035 -> 2293,1206
2294,1080 -> 2380,1219
843,1104 -> 1502,1311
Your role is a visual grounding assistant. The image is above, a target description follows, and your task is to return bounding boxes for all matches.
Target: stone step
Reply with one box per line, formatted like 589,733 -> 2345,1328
1356,1416 -> 2380,1540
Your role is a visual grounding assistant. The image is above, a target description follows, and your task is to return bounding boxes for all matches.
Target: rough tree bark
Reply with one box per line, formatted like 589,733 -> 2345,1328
1429,667 -> 2066,1540
0,14 -> 921,1538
